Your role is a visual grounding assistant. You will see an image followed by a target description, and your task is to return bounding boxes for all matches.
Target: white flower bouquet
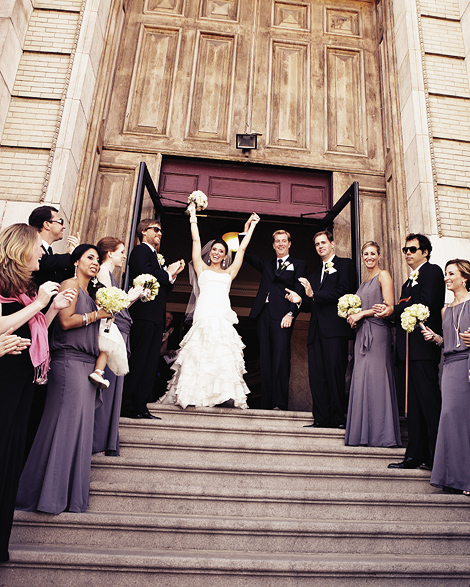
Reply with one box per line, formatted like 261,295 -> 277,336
401,303 -> 430,333
186,190 -> 208,213
133,273 -> 160,302
95,286 -> 131,332
338,294 -> 362,318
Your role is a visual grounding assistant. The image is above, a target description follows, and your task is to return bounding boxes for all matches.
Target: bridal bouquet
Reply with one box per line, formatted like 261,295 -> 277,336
134,273 -> 160,302
95,286 -> 131,332
186,190 -> 208,213
338,294 -> 362,318
401,303 -> 430,333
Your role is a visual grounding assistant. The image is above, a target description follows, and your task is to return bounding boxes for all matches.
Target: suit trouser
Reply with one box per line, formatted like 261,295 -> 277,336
122,319 -> 163,415
258,305 -> 292,410
400,359 -> 441,464
308,332 -> 348,426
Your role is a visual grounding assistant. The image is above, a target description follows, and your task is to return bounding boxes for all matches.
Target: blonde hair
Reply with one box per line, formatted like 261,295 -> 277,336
272,229 -> 291,243
361,241 -> 381,255
0,223 -> 38,297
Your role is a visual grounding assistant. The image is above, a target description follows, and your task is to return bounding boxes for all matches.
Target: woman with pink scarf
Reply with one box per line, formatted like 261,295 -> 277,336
0,223 -> 75,564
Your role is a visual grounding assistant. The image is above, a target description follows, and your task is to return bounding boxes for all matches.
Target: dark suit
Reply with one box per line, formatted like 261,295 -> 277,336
33,245 -> 73,287
121,243 -> 173,416
303,255 -> 356,426
245,249 -> 307,409
394,261 -> 445,465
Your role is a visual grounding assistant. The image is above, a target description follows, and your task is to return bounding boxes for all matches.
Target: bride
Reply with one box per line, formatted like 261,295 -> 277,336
158,205 -> 259,409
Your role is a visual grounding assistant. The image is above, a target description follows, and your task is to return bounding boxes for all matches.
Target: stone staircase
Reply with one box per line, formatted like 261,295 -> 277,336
2,405 -> 470,586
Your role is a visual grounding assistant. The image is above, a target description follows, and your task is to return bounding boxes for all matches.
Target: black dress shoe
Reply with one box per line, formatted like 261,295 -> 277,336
337,424 -> 346,429
387,457 -> 422,469
137,412 -> 161,420
303,423 -> 322,428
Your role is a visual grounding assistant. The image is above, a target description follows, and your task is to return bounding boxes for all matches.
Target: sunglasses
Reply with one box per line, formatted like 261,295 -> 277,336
402,246 -> 420,254
49,218 -> 64,226
148,226 -> 163,234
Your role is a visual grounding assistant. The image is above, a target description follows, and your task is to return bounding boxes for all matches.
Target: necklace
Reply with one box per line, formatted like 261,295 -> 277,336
451,300 -> 468,348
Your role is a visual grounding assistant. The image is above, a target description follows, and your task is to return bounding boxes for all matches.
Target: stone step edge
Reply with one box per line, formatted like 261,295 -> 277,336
91,456 -> 429,479
146,405 -> 315,420
115,440 -> 405,459
4,545 -> 470,577
88,481 -> 468,507
12,510 -> 470,537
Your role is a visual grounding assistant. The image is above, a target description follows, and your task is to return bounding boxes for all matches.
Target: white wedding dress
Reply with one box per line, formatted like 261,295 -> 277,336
158,270 -> 250,408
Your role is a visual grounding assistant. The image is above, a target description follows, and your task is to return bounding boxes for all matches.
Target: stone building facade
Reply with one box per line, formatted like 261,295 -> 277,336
1,0 -> 469,406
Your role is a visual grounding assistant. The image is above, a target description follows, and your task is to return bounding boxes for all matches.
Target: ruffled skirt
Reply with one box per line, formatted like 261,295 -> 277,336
158,313 -> 250,409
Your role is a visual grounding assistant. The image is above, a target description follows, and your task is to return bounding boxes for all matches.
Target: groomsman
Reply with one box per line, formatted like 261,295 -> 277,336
28,205 -> 79,287
377,233 -> 444,469
244,215 -> 307,410
121,219 -> 185,419
287,230 -> 355,428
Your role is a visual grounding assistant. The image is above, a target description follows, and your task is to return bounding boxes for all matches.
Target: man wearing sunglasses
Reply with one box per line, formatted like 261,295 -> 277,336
121,218 -> 185,419
28,205 -> 79,286
376,233 -> 444,470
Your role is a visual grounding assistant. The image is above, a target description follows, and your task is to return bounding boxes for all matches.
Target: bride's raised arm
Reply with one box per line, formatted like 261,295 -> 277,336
228,213 -> 260,279
188,202 -> 205,277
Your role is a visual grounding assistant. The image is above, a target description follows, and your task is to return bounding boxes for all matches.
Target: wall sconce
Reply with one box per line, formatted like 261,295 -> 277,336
222,232 -> 240,252
236,133 -> 261,154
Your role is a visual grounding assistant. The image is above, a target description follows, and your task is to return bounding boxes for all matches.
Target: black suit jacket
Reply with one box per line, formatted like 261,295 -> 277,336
245,249 -> 307,321
303,255 -> 356,344
394,261 -> 445,362
33,247 -> 73,287
127,244 -> 173,325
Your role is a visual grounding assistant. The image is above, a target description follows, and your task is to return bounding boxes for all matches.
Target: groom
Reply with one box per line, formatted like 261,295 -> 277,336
244,215 -> 307,410
121,218 -> 185,419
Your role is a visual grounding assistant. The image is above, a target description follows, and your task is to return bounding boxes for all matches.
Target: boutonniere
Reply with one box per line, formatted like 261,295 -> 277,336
325,261 -> 335,274
280,260 -> 291,271
409,269 -> 419,285
157,253 -> 165,267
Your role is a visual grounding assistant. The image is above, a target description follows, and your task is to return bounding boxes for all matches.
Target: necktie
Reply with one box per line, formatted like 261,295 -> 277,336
48,247 -> 53,256
276,259 -> 283,275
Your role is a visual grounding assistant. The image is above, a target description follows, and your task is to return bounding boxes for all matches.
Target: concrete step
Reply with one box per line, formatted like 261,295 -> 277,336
87,482 -> 470,523
2,545 -> 470,586
90,454 -> 433,494
11,510 -> 470,556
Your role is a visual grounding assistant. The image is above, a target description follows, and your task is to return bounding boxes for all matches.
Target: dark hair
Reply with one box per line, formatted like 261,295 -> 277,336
405,233 -> 432,259
96,236 -> 124,260
212,239 -> 229,255
71,244 -> 103,266
445,259 -> 470,291
313,230 -> 334,243
28,205 -> 58,230
137,219 -> 160,242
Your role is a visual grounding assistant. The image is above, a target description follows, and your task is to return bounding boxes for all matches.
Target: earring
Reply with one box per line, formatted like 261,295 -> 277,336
74,264 -> 78,278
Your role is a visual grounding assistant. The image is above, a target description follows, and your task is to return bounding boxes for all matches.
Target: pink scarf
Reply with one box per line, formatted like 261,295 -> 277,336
0,292 -> 50,383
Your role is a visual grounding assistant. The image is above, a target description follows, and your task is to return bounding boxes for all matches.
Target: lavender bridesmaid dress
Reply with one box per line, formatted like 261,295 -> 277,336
345,274 -> 401,447
16,289 -> 100,514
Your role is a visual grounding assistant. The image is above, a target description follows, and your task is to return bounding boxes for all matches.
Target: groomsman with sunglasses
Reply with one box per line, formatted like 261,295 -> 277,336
28,205 -> 79,286
121,219 -> 185,419
376,233 -> 444,470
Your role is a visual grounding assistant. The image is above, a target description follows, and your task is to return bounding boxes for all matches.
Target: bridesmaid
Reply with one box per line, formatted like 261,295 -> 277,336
16,244 -> 111,514
93,237 -> 142,456
422,259 -> 470,495
345,241 -> 401,447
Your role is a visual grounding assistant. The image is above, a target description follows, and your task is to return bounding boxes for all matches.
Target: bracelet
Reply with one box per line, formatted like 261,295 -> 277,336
82,313 -> 88,327
189,218 -> 197,224
434,335 -> 443,347
94,310 -> 98,322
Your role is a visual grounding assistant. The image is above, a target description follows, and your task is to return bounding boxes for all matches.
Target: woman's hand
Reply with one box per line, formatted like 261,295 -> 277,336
0,328 -> 30,357
347,312 -> 363,328
51,288 -> 76,311
373,302 -> 393,318
299,277 -> 313,298
37,281 -> 60,308
421,325 -> 436,342
285,288 -> 302,304
460,328 -> 470,347
128,285 -> 145,303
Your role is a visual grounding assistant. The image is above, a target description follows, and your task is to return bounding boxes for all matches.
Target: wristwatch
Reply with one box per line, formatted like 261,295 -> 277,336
287,311 -> 294,317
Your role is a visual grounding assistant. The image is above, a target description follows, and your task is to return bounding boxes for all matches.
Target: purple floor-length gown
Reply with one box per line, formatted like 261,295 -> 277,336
345,274 -> 401,447
16,289 -> 101,514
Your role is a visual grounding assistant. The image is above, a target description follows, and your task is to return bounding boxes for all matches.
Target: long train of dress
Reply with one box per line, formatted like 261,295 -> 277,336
158,270 -> 250,409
